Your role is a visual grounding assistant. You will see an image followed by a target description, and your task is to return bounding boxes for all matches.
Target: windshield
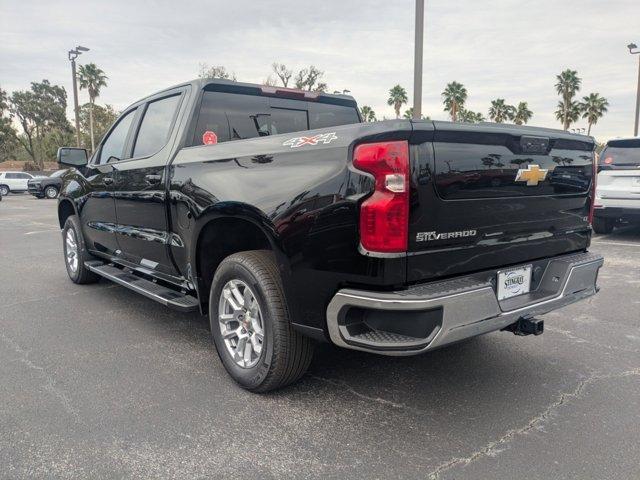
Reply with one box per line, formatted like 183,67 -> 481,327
50,169 -> 67,178
600,140 -> 640,168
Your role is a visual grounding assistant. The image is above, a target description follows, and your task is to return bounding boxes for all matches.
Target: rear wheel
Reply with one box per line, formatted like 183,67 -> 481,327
209,250 -> 314,392
593,217 -> 614,234
62,215 -> 100,284
0,185 -> 9,196
44,186 -> 59,199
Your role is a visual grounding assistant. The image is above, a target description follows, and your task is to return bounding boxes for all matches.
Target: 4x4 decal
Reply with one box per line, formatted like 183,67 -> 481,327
283,132 -> 338,148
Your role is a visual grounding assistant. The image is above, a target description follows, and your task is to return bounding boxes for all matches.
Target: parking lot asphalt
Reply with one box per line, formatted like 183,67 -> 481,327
0,194 -> 639,480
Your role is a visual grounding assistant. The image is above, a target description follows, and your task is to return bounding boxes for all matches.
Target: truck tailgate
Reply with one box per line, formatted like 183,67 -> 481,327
406,121 -> 595,283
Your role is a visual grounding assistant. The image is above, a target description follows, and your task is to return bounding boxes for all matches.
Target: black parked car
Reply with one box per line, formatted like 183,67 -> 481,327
28,169 -> 67,199
55,78 -> 603,392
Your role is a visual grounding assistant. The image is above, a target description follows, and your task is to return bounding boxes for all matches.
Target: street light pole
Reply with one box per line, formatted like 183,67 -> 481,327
629,43 -> 640,137
68,45 -> 90,147
413,0 -> 425,120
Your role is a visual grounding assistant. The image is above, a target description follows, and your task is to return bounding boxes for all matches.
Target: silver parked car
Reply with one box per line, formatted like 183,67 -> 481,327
594,137 -> 640,233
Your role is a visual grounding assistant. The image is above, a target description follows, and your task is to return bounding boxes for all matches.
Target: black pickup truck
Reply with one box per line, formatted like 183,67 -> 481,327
56,79 -> 603,392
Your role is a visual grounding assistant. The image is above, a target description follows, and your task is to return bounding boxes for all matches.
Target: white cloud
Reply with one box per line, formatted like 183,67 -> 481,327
1,0 -> 638,141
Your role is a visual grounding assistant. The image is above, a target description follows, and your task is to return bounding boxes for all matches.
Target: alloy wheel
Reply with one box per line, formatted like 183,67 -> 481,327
45,187 -> 58,199
218,279 -> 264,368
65,228 -> 79,273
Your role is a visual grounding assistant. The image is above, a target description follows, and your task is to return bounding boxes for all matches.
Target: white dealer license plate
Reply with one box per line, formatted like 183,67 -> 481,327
497,265 -> 532,300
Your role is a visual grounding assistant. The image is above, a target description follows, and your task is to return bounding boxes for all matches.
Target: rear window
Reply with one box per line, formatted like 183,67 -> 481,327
192,91 -> 359,145
600,139 -> 640,168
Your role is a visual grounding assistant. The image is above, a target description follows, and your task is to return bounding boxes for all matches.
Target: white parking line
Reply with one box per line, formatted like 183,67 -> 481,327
593,241 -> 640,248
24,229 -> 59,235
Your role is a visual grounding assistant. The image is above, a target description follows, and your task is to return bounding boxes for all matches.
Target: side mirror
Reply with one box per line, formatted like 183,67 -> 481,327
57,147 -> 88,167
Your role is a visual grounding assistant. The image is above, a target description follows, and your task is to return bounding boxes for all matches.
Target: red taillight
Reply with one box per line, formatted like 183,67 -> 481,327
353,141 -> 409,253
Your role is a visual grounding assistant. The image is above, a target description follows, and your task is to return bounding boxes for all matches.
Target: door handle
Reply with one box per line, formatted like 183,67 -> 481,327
145,174 -> 162,185
103,177 -> 114,185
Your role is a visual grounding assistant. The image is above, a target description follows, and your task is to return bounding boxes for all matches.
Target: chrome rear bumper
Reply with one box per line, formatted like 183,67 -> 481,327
326,251 -> 603,355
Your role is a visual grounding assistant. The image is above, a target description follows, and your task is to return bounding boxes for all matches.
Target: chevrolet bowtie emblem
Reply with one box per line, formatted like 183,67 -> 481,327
515,164 -> 548,186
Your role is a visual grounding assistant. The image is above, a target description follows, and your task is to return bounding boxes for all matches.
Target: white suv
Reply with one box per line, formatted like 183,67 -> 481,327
594,138 -> 640,233
0,171 -> 37,196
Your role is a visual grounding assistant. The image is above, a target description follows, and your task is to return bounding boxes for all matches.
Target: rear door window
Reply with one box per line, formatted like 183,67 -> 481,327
133,94 -> 182,158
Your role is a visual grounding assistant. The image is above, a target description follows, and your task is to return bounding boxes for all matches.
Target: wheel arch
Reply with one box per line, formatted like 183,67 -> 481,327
57,198 -> 77,229
192,209 -> 287,314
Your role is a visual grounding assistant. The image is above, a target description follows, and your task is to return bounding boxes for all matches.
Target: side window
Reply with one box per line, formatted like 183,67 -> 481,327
18,173 -> 32,179
99,109 -> 136,164
133,94 -> 181,158
6,173 -> 17,179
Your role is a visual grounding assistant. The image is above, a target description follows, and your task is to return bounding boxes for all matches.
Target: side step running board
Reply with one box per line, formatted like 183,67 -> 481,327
85,261 -> 199,312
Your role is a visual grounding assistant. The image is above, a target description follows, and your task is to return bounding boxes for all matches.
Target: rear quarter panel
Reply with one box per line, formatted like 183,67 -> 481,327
169,121 -> 412,332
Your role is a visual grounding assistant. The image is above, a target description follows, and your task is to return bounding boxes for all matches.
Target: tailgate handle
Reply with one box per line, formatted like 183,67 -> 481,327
520,136 -> 549,154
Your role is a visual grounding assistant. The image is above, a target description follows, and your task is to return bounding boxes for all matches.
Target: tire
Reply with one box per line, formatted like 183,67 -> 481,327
62,215 -> 100,284
209,250 -> 314,392
44,186 -> 59,199
0,185 -> 9,196
593,216 -> 614,234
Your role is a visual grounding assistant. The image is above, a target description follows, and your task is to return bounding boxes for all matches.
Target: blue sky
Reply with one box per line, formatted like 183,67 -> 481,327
1,0 -> 638,141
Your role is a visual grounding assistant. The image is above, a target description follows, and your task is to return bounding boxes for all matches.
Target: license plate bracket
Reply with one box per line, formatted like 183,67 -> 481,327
497,265 -> 532,301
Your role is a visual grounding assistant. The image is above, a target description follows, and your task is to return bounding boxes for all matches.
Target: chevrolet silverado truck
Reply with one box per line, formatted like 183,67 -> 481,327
56,79 -> 603,392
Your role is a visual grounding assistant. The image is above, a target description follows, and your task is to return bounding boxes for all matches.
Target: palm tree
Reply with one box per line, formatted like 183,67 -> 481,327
488,99 -> 515,123
555,100 -> 581,130
580,93 -> 609,135
555,69 -> 581,130
387,85 -> 408,119
441,81 -> 467,122
77,63 -> 108,151
459,108 -> 485,123
513,102 -> 533,125
403,108 -> 430,120
360,105 -> 376,122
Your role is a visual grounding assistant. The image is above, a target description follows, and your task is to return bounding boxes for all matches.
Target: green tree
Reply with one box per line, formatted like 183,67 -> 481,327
458,108 -> 485,123
555,69 -> 581,130
555,100 -> 581,129
79,103 -> 119,147
488,98 -> 516,123
9,80 -> 71,168
403,107 -> 430,120
77,63 -> 108,152
441,81 -> 467,122
198,64 -> 236,81
579,93 -> 609,135
387,85 -> 408,119
272,63 -> 293,87
294,66 -> 327,92
0,86 -> 19,162
512,102 -> 533,125
360,105 -> 376,122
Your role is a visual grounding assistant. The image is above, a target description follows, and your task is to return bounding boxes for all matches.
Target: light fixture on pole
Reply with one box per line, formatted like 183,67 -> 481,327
628,42 -> 640,137
68,45 -> 90,147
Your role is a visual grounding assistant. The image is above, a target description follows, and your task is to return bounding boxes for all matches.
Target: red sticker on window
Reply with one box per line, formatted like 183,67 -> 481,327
202,131 -> 218,145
